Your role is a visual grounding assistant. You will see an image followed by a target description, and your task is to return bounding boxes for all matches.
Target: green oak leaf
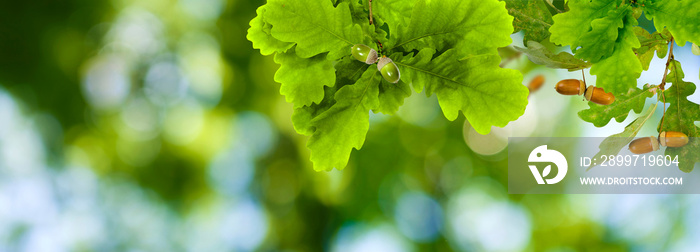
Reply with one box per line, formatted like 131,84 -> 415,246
307,68 -> 381,171
634,27 -> 670,71
265,0 -> 364,59
374,79 -> 411,115
658,60 -> 700,172
549,0 -> 619,49
658,61 -> 700,135
589,12 -> 642,95
335,56 -> 371,86
292,104 -> 321,136
349,1 -> 388,45
573,5 -> 629,63
354,22 -> 388,52
515,41 -> 591,71
370,0 -> 416,39
504,0 -> 554,44
390,50 -> 431,92
579,86 -> 655,127
587,102 -> 658,170
389,0 -> 514,55
246,6 -> 294,55
589,46 -> 642,95
375,55 -> 412,115
613,10 -> 642,49
292,86 -> 338,136
292,86 -> 340,137
668,137 -> 700,173
345,0 -> 368,23
643,0 -> 700,47
395,49 -> 528,134
274,48 -> 336,108
692,44 -> 700,56
292,57 -> 369,136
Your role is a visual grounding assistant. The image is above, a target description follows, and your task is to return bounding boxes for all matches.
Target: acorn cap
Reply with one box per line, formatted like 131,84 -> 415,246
660,131 -> 667,146
578,80 -> 586,96
365,49 -> 378,64
584,86 -> 594,101
650,136 -> 659,151
377,57 -> 393,71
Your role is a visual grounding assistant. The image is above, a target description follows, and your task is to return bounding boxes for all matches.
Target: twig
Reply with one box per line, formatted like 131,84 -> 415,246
581,69 -> 588,101
659,90 -> 667,134
659,37 -> 675,90
498,51 -> 522,68
658,37 -> 674,134
545,0 -> 564,13
368,0 -> 383,51
369,0 -> 373,25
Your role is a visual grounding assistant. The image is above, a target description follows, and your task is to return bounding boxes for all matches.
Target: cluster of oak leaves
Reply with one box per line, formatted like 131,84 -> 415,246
248,0 -> 700,172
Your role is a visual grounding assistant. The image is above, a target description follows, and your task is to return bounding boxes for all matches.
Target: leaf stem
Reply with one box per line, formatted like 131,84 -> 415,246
368,0 -> 384,52
660,37 -> 675,90
498,51 -> 522,68
658,37 -> 674,134
369,0 -> 374,25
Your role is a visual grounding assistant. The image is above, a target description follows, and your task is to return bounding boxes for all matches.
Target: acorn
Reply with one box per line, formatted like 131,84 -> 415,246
584,86 -> 615,105
528,75 -> 545,93
659,131 -> 689,147
629,136 -> 659,154
377,56 -> 400,83
555,79 -> 586,96
351,44 -> 378,64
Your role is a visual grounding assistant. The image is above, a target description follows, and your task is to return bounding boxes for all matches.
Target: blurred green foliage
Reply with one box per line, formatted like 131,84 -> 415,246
0,0 -> 698,251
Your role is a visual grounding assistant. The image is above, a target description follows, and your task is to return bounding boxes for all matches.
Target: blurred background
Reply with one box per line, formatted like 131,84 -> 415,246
0,0 -> 699,251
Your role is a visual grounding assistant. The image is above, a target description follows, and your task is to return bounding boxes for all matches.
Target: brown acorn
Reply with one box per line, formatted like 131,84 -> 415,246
584,86 -> 615,105
555,79 -> 586,96
528,75 -> 545,93
629,136 -> 659,154
659,131 -> 689,147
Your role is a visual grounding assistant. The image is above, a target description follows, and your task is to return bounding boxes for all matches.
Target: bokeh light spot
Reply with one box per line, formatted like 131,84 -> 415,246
394,191 -> 443,242
82,55 -> 131,111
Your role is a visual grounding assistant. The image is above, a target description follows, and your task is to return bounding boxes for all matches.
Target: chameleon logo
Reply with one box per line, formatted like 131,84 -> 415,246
528,145 -> 568,184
